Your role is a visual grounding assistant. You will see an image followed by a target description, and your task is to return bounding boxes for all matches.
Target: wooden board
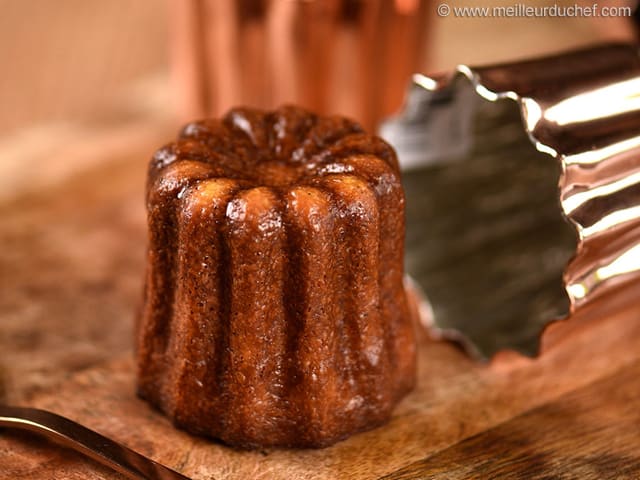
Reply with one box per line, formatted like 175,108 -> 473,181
1,121 -> 640,479
384,359 -> 640,479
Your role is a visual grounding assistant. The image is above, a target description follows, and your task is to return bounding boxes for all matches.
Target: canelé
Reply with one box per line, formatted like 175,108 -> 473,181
137,106 -> 416,448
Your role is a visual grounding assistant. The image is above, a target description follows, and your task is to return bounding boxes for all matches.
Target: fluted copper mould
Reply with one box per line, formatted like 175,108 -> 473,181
383,43 -> 640,359
169,0 -> 429,131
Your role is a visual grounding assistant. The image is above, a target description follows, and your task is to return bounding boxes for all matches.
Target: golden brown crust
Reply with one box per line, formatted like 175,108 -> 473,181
137,105 -> 416,449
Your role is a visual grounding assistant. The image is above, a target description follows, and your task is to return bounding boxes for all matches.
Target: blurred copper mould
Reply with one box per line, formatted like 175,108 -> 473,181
382,43 -> 640,359
169,0 -> 429,130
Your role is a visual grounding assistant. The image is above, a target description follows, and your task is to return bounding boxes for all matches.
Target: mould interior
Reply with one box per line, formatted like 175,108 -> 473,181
395,77 -> 578,358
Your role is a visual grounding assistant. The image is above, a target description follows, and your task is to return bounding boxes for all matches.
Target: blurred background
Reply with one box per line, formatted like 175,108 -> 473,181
0,0 -> 635,135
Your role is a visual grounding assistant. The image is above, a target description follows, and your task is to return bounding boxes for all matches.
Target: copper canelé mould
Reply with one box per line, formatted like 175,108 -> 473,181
383,43 -> 640,359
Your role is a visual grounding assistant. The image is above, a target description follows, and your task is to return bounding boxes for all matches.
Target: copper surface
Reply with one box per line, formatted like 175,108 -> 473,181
383,43 -> 640,358
170,0 -> 429,131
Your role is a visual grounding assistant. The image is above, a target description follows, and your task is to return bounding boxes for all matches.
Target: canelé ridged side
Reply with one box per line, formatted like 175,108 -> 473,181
283,186 -> 341,445
137,161 -> 216,403
222,187 -> 289,447
342,155 -> 416,396
321,175 -> 391,426
162,179 -> 240,429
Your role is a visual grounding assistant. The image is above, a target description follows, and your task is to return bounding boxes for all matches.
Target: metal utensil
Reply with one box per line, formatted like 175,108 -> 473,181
0,405 -> 190,480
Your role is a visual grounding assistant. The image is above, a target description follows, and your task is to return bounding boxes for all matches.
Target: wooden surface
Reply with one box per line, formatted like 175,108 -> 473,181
384,359 -> 640,479
1,121 -> 640,479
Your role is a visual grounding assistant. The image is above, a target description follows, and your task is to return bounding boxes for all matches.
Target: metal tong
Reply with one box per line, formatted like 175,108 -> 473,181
0,405 -> 190,480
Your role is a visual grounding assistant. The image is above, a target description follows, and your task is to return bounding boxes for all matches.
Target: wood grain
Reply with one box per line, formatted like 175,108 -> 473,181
383,360 -> 640,479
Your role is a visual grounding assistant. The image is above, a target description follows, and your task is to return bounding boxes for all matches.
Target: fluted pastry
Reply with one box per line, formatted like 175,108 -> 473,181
137,105 -> 416,448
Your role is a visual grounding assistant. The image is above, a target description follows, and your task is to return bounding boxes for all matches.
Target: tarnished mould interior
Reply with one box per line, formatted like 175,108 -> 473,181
382,43 -> 640,359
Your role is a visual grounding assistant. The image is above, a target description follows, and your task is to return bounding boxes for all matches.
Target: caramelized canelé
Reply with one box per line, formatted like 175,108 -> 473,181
137,105 -> 416,448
